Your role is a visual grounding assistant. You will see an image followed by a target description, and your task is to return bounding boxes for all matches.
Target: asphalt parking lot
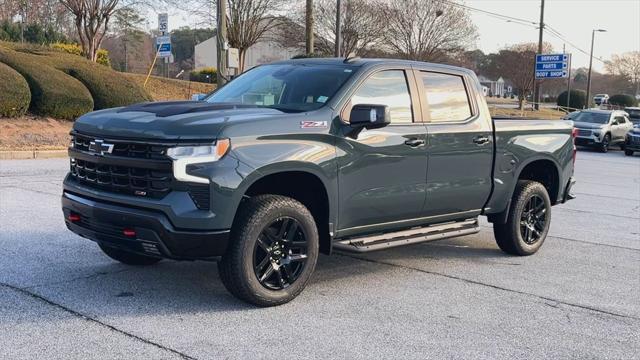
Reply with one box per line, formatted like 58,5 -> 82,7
1,149 -> 638,359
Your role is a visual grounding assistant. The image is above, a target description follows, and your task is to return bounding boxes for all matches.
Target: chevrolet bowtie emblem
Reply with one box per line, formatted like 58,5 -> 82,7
88,139 -> 114,156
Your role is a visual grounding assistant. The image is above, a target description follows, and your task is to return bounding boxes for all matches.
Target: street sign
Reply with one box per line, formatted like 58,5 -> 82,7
156,35 -> 171,58
158,13 -> 168,35
535,53 -> 570,79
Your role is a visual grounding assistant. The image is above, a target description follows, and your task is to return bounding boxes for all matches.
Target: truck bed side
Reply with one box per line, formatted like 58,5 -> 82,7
485,119 -> 575,215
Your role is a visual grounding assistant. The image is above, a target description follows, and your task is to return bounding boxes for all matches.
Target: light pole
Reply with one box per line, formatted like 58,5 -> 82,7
585,29 -> 606,108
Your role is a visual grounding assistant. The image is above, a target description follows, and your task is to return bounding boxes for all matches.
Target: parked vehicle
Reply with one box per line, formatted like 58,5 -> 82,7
593,94 -> 609,106
62,59 -> 576,306
563,111 -> 581,120
573,110 -> 634,152
624,127 -> 640,156
624,107 -> 640,127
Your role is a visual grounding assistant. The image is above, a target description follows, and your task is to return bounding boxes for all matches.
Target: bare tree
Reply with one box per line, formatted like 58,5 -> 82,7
384,0 -> 476,62
59,0 -> 119,62
493,42 -> 553,110
224,0 -> 285,71
606,51 -> 640,96
314,0 -> 386,56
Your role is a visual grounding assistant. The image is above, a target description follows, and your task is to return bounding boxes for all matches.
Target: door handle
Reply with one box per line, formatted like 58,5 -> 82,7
404,138 -> 425,147
473,136 -> 491,145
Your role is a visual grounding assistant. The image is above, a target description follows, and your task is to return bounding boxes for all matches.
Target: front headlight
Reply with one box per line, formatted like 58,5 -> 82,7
593,131 -> 600,137
167,139 -> 231,184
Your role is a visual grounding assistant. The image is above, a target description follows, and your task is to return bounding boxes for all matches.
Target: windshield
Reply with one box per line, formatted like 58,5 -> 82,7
625,109 -> 640,120
206,64 -> 355,112
574,112 -> 610,124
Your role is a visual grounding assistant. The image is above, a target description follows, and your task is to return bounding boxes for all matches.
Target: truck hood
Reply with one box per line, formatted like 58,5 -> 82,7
573,121 -> 605,130
73,101 -> 289,140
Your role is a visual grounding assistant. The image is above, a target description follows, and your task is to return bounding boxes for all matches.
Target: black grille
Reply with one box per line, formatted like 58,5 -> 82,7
577,129 -> 592,137
70,158 -> 172,198
69,133 -> 210,210
73,134 -> 167,159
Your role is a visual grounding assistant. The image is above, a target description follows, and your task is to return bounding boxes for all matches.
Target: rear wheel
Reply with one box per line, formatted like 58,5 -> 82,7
599,134 -> 610,153
625,149 -> 634,156
218,195 -> 319,307
493,181 -> 551,256
98,244 -> 162,265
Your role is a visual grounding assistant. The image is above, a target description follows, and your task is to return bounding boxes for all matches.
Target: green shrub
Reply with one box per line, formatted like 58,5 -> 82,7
0,62 -> 30,117
47,51 -> 151,109
0,46 -> 93,119
557,90 -> 587,110
190,67 -> 217,83
51,42 -> 111,67
609,94 -> 638,107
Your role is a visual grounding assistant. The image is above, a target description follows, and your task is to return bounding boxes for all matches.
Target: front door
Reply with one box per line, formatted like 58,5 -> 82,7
416,70 -> 494,218
336,69 -> 428,233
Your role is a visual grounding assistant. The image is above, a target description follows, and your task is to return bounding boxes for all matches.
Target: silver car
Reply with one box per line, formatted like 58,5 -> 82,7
573,110 -> 634,153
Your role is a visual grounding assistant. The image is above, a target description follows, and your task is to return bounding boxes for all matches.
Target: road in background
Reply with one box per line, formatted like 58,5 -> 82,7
1,150 -> 638,359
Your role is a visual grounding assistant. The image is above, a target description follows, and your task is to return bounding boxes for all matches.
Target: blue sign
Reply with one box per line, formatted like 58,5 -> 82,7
535,53 -> 570,79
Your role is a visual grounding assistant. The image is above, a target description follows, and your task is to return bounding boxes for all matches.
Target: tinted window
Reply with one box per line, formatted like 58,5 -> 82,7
351,70 -> 413,124
421,72 -> 472,122
574,112 -> 610,124
614,116 -> 626,124
207,64 -> 354,112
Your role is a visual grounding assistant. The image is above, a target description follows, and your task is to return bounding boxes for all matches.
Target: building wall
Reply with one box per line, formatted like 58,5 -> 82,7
194,35 -> 299,72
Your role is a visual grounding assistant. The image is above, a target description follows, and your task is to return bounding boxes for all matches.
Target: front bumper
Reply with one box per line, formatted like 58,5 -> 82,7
625,135 -> 640,151
575,135 -> 601,146
62,191 -> 230,260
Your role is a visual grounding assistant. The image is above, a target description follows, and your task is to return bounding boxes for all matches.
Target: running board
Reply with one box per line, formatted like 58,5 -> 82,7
333,218 -> 479,253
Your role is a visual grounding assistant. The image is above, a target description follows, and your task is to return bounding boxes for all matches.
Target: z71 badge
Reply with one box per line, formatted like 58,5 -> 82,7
300,121 -> 328,129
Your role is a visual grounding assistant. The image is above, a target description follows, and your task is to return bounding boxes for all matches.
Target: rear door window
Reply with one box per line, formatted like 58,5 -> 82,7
420,72 -> 472,122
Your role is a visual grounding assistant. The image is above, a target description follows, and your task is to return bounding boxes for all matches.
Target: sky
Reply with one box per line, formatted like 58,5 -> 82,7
465,0 -> 640,72
150,0 -> 640,73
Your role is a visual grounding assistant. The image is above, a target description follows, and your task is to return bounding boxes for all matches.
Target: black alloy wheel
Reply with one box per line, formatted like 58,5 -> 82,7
519,194 -> 547,245
253,217 -> 309,290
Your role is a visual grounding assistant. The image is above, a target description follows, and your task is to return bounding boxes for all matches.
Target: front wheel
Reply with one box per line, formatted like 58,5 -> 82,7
625,149 -> 634,156
493,181 -> 551,256
218,195 -> 319,307
599,134 -> 610,153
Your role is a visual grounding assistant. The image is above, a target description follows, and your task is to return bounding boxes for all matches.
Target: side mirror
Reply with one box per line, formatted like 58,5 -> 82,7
191,93 -> 207,101
349,104 -> 390,129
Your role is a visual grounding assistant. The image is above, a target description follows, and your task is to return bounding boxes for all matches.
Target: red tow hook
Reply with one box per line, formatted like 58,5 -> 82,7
68,213 -> 81,222
123,228 -> 137,238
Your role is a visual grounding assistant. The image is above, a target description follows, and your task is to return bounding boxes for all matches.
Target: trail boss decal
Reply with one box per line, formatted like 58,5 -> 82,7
300,121 -> 328,129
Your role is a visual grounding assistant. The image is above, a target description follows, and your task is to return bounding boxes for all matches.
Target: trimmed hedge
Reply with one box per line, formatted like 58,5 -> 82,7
557,90 -> 587,110
47,51 -> 152,109
0,46 -> 93,119
190,67 -> 217,83
0,61 -> 30,117
609,94 -> 638,107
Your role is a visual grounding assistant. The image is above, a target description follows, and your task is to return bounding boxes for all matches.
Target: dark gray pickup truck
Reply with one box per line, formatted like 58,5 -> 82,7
62,58 -> 576,306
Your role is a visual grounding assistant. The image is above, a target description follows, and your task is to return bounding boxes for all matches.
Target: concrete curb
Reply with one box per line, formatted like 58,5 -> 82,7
0,150 -> 67,160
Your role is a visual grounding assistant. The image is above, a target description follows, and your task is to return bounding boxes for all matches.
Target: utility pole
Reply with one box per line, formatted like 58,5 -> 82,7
533,0 -> 545,110
586,29 -> 606,109
334,0 -> 341,57
306,0 -> 314,55
216,0 -> 228,87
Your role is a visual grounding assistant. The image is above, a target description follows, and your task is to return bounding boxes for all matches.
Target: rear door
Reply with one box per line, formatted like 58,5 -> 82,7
612,115 -> 628,142
336,68 -> 428,232
414,68 -> 493,219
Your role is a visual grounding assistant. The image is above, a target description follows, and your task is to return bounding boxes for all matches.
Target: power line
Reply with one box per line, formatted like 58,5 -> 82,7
544,24 -> 606,64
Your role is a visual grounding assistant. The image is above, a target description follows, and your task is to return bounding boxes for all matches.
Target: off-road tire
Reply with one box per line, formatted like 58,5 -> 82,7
493,180 -> 551,256
600,134 -> 610,153
218,195 -> 319,307
98,244 -> 162,265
